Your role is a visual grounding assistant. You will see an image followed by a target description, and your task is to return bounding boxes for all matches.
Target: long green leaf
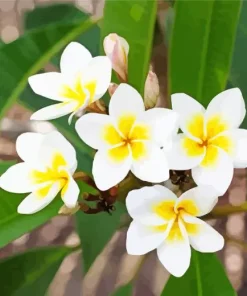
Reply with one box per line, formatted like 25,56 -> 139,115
101,0 -> 157,95
161,251 -> 236,296
0,246 -> 73,296
0,16 -> 98,119
169,0 -> 242,106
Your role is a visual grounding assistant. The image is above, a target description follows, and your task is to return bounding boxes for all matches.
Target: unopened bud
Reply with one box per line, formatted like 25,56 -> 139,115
108,83 -> 119,97
58,203 -> 80,215
144,70 -> 160,109
86,99 -> 106,114
103,33 -> 129,82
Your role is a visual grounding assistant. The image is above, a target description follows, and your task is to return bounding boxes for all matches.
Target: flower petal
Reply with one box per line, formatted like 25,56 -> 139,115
83,56 -> 112,100
165,134 -> 205,170
137,108 -> 178,146
0,163 -> 33,193
126,185 -> 177,225
92,149 -> 131,191
126,221 -> 167,255
61,174 -> 79,208
157,220 -> 191,277
183,215 -> 224,253
131,143 -> 169,183
60,42 -> 92,77
205,88 -> 246,128
109,83 -> 145,120
176,186 -> 219,217
75,113 -> 115,150
16,132 -> 44,164
31,101 -> 77,121
192,147 -> 233,196
17,182 -> 60,214
171,93 -> 205,140
28,72 -> 65,102
231,129 -> 247,168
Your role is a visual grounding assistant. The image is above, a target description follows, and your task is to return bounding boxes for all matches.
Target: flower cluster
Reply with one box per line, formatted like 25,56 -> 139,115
0,35 -> 246,277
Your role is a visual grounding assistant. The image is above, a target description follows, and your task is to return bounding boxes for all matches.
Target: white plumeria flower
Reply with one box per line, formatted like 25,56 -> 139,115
167,88 -> 247,195
0,131 -> 79,214
75,83 -> 178,191
126,185 -> 224,277
28,42 -> 112,124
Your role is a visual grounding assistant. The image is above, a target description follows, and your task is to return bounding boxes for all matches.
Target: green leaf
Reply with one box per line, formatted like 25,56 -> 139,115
101,0 -> 157,95
161,251 -> 236,296
169,0 -> 242,106
111,283 -> 133,296
0,246 -> 73,296
229,1 -> 247,128
0,15 -> 98,119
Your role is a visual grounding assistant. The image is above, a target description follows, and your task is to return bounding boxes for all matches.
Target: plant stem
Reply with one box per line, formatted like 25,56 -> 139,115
203,202 -> 247,220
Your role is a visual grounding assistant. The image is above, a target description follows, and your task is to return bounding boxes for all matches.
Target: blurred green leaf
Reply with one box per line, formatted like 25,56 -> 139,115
229,2 -> 247,128
111,283 -> 133,296
161,251 -> 235,296
0,246 -> 73,296
169,0 -> 241,106
0,15 -> 98,119
101,0 -> 157,95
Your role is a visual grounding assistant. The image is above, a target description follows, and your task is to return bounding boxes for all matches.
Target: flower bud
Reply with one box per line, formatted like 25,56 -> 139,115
103,33 -> 129,82
144,70 -> 160,109
58,203 -> 80,215
108,83 -> 119,97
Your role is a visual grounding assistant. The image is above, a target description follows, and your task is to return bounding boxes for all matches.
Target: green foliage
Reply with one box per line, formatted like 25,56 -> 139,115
101,0 -> 157,95
169,0 -> 242,106
0,246 -> 73,296
161,251 -> 236,296
111,282 -> 133,296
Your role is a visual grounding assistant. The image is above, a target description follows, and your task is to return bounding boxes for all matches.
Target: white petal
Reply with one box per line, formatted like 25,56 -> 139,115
205,88 -> 246,128
75,113 -> 113,150
39,131 -> 77,173
165,134 -> 205,170
28,73 -> 65,101
61,174 -> 79,208
137,108 -> 178,146
31,101 -> 77,121
109,83 -> 145,119
192,147 -> 233,196
60,42 -> 92,77
126,221 -> 167,255
126,185 -> 177,225
176,186 -> 219,217
16,133 -> 44,164
183,215 -> 224,253
17,182 -> 60,214
83,56 -> 112,100
171,93 -> 205,137
92,149 -> 132,191
0,163 -> 33,193
157,220 -> 191,277
131,144 -> 169,183
231,129 -> 247,168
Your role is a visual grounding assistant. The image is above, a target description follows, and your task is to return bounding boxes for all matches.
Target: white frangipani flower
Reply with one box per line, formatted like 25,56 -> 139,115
126,185 -> 224,277
0,131 -> 79,214
28,42 -> 112,124
167,88 -> 247,195
75,83 -> 178,191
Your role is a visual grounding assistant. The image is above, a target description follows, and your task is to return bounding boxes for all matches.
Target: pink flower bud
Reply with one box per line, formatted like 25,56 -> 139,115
108,83 -> 119,97
103,33 -> 129,82
144,70 -> 160,109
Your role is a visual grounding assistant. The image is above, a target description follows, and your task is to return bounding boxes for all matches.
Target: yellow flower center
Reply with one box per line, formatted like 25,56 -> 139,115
182,113 -> 234,167
30,152 -> 69,199
102,114 -> 150,162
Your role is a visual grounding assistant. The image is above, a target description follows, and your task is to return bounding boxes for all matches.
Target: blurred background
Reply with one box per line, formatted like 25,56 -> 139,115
0,0 -> 246,295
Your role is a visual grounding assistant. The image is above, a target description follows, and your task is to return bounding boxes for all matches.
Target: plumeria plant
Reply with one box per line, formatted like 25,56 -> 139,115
0,0 -> 246,295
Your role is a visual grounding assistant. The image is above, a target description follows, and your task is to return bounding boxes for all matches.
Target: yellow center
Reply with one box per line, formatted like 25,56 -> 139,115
59,74 -> 97,111
102,114 -> 150,162
30,152 -> 69,199
153,199 -> 200,241
182,113 -> 234,167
